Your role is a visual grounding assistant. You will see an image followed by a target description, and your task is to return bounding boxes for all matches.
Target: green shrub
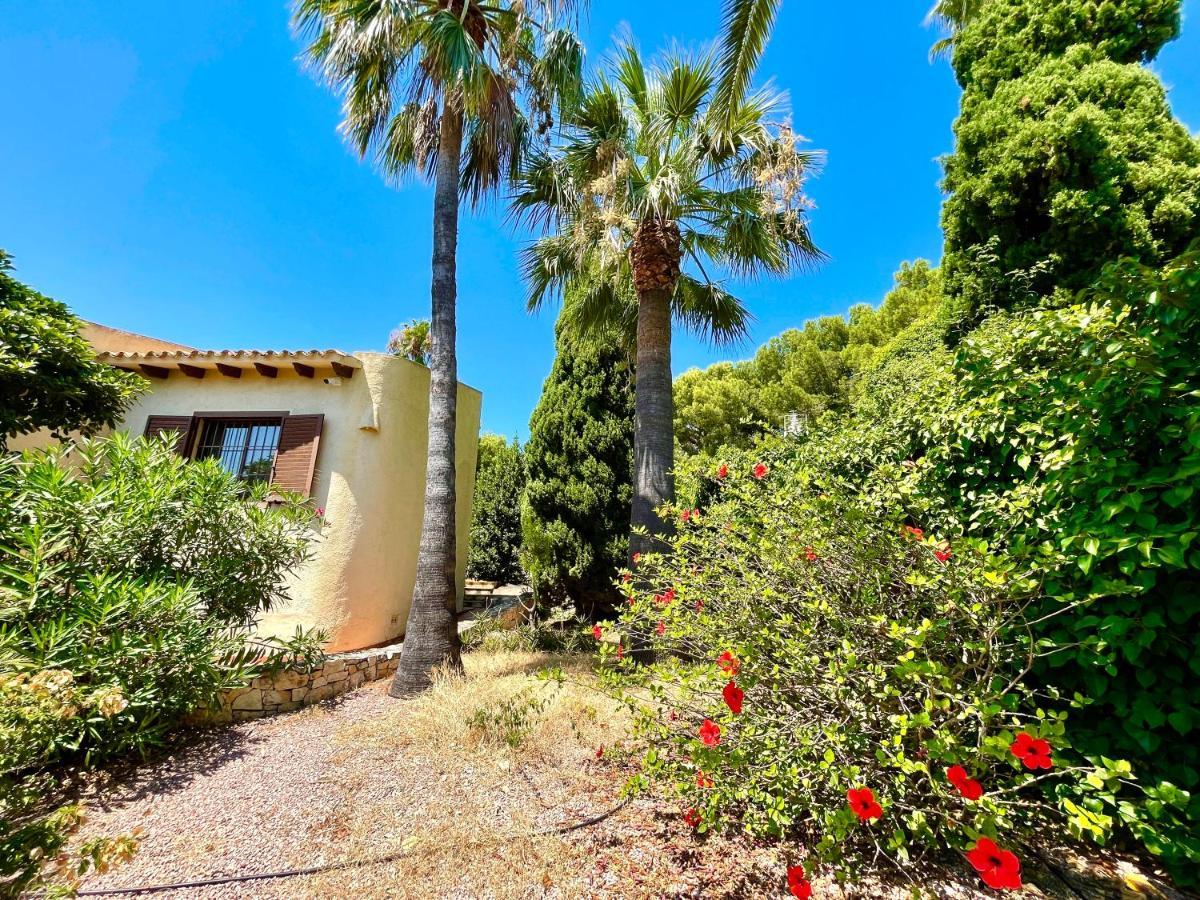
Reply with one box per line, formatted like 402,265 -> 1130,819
914,248 -> 1200,877
599,448 -> 1149,890
0,434 -> 313,626
466,434 -> 525,584
0,435 -> 320,895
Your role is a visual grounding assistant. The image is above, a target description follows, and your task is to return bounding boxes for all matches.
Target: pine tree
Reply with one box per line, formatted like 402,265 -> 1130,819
522,323 -> 634,618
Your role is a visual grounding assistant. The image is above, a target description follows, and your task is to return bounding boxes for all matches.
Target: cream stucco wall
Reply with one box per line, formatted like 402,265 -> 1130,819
108,352 -> 480,652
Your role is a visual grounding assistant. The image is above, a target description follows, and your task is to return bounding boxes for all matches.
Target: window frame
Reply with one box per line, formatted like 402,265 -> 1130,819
188,411 -> 290,483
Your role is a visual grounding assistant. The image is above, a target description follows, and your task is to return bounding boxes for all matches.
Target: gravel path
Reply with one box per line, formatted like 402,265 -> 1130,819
75,682 -> 402,899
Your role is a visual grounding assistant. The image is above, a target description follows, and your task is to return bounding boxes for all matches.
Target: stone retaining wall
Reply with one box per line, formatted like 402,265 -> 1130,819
202,643 -> 403,724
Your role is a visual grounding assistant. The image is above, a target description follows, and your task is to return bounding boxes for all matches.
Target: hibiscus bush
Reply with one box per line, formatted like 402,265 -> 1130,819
596,445 -> 1133,893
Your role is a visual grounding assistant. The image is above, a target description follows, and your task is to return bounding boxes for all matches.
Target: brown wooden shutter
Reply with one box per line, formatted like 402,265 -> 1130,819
272,414 -> 324,496
143,415 -> 195,456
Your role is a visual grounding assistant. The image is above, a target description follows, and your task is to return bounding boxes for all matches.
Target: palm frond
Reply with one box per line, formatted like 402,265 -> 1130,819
672,274 -> 752,347
711,0 -> 781,125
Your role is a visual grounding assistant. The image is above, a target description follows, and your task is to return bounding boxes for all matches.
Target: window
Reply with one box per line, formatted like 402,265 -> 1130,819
194,418 -> 283,483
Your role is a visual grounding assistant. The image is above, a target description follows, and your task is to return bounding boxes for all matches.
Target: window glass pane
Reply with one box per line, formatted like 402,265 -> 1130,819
195,418 -> 282,483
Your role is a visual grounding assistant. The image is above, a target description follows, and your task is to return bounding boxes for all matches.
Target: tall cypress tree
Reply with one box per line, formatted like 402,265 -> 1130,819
466,435 -> 525,585
941,0 -> 1200,317
522,322 -> 634,618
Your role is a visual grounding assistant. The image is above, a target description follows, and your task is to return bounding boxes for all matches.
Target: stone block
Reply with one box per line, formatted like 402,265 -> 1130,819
270,670 -> 307,691
230,689 -> 263,711
263,690 -> 288,706
323,659 -> 347,676
232,709 -> 263,722
291,686 -> 309,703
310,676 -> 328,689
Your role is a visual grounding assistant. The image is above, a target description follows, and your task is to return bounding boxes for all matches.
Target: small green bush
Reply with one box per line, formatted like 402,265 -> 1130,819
599,448 -> 1160,891
0,435 -> 320,895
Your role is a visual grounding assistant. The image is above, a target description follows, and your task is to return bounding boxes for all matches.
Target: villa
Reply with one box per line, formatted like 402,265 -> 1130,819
13,322 -> 482,652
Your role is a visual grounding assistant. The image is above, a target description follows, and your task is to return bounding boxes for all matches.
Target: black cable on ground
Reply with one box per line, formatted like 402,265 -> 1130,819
69,797 -> 632,897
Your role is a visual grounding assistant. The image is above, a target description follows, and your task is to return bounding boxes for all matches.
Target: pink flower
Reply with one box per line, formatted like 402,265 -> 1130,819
314,507 -> 325,517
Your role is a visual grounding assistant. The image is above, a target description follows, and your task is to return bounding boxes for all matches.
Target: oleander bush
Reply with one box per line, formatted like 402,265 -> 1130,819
0,435 -> 322,895
596,447 -> 1173,892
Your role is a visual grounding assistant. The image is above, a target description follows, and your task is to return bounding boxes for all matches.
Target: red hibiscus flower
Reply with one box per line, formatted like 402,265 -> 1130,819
717,651 -> 740,676
595,745 -> 604,759
902,524 -> 924,540
616,644 -> 624,661
803,546 -> 817,562
946,765 -> 984,801
966,838 -> 1022,890
669,709 -> 679,721
699,719 -> 721,747
656,620 -> 666,636
752,463 -> 769,479
632,552 -> 641,565
621,573 -> 632,583
846,787 -> 883,822
786,864 -> 813,900
695,599 -> 704,613
722,681 -> 744,715
683,808 -> 701,828
662,588 -> 676,602
717,464 -> 728,480
592,625 -> 602,640
1010,732 -> 1053,769
696,770 -> 714,789
934,546 -> 952,563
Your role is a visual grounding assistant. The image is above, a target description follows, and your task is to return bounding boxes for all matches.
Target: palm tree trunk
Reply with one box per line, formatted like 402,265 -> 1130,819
390,103 -> 465,697
630,287 -> 675,558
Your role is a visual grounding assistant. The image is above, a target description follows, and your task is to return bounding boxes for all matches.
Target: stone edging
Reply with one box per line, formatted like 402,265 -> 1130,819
200,643 -> 403,723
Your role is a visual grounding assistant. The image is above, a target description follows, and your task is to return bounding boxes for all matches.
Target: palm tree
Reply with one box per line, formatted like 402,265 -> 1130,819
512,1 -> 824,557
388,318 -> 432,365
295,0 -> 582,694
924,0 -> 987,59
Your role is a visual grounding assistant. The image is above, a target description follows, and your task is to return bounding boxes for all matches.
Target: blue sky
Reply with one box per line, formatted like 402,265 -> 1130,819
3,2 -> 1198,439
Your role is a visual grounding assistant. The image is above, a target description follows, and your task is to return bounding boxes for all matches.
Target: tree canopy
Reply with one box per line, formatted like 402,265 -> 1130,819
0,251 -> 142,449
674,260 -> 942,456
